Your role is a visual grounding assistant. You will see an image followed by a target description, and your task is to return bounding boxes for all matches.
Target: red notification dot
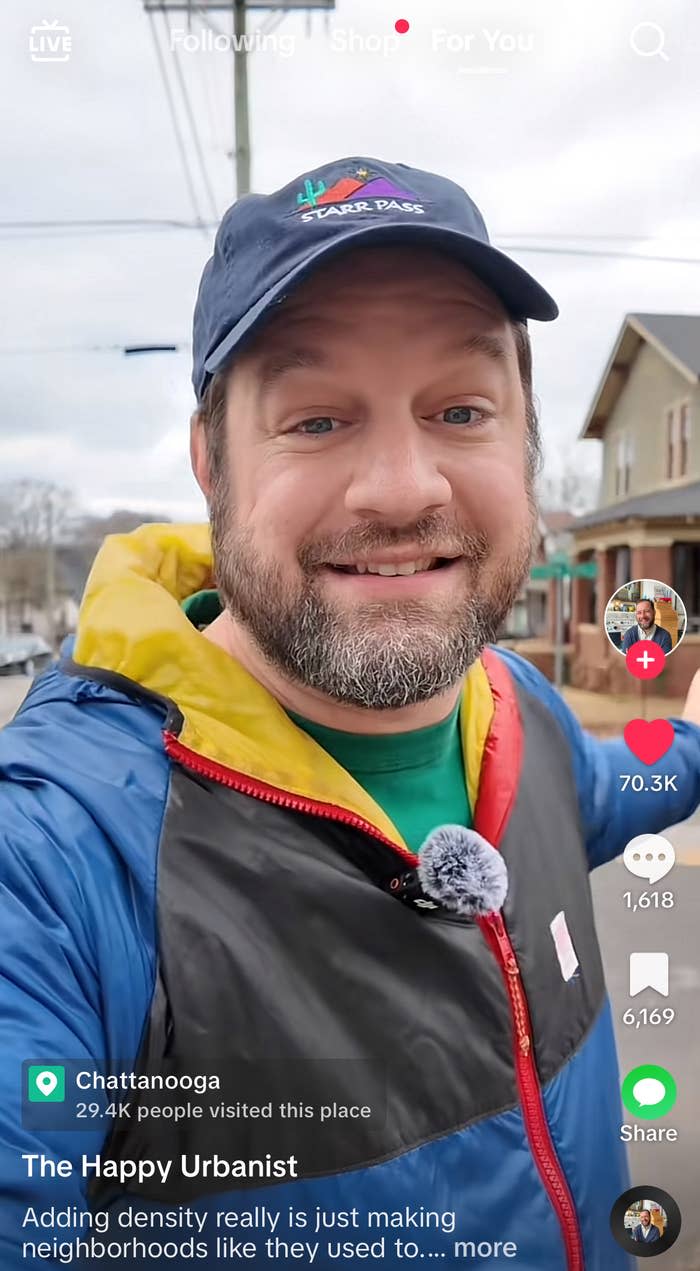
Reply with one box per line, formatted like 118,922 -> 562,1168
625,642 -> 666,680
395,19 -> 410,34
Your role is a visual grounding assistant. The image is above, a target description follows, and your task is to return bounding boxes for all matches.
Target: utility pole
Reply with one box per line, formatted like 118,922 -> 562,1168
45,492 -> 56,652
232,0 -> 251,195
144,1 -> 335,200
554,573 -> 564,691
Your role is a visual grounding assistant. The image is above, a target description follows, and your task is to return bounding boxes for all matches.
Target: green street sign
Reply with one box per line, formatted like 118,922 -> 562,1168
531,563 -> 567,580
530,559 -> 597,581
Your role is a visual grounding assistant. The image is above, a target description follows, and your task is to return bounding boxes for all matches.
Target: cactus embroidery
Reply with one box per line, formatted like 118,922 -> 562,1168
296,179 -> 327,209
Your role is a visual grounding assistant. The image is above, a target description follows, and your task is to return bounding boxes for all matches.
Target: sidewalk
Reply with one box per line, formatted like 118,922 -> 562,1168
562,686 -> 686,737
0,676 -> 31,729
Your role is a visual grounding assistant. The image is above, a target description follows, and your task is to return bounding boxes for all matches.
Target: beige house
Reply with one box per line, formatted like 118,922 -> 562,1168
569,313 -> 700,695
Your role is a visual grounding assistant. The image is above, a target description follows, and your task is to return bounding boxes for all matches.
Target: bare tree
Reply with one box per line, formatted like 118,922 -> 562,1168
539,457 -> 599,517
72,509 -> 170,542
0,479 -> 77,549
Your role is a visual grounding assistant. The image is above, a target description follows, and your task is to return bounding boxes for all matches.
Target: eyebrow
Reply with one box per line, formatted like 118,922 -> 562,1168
454,333 -> 511,364
256,332 -> 511,397
257,348 -> 329,396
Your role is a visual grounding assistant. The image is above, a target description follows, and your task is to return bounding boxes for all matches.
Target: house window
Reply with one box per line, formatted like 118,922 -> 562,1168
679,402 -> 691,477
624,435 -> 633,493
614,434 -> 633,496
614,546 -> 631,589
615,436 -> 625,496
673,542 -> 700,633
665,409 -> 675,479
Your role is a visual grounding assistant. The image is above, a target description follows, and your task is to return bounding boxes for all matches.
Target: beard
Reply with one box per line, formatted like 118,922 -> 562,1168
209,483 -> 536,712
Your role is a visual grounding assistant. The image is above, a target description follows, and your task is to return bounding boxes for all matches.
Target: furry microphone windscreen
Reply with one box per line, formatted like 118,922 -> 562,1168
417,825 -> 509,917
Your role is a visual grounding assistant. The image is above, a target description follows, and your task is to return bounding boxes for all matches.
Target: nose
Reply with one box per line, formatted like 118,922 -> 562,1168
343,413 -> 453,523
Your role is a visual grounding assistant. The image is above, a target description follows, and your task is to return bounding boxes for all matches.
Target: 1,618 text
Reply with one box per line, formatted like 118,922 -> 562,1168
623,891 -> 674,911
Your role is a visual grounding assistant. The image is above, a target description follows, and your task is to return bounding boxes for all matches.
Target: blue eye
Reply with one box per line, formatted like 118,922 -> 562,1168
441,406 -> 482,425
297,416 -> 337,434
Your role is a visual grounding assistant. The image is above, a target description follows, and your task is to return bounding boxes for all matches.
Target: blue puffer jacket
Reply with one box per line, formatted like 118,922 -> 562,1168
1,525 -> 698,1271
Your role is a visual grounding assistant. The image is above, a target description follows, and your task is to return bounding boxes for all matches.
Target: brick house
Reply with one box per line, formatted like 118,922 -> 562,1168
569,313 -> 700,695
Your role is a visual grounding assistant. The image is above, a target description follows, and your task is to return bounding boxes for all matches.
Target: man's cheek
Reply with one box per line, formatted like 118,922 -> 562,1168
466,466 -> 530,542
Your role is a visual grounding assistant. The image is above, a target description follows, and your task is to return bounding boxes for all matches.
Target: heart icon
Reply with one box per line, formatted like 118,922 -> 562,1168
623,719 -> 675,765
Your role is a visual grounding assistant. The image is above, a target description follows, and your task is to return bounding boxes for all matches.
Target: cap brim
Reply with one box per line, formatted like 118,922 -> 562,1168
203,222 -> 558,384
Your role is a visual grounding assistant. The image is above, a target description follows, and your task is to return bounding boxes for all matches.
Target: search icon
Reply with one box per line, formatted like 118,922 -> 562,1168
630,21 -> 669,60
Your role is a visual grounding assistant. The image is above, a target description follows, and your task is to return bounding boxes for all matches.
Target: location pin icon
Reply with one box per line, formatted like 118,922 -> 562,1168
36,1071 -> 58,1097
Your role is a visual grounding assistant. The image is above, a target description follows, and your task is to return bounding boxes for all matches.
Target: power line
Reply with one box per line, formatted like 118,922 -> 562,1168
146,9 -> 208,234
500,243 -> 700,265
191,5 -> 231,152
0,218 -> 699,265
495,232 -> 700,243
192,14 -> 225,153
161,9 -> 220,221
0,219 -> 219,243
0,342 -> 189,355
0,218 -> 217,230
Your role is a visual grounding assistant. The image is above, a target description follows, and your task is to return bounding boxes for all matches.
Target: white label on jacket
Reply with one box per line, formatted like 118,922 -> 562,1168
550,910 -> 579,981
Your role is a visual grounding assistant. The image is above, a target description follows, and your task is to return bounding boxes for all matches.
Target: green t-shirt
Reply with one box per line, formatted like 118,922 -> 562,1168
285,701 -> 472,854
182,590 -> 472,852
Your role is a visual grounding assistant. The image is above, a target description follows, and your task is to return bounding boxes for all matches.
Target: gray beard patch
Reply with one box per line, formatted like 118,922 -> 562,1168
209,504 -> 534,711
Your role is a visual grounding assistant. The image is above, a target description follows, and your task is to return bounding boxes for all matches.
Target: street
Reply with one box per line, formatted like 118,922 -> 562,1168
0,675 -> 32,727
1,675 -> 699,1265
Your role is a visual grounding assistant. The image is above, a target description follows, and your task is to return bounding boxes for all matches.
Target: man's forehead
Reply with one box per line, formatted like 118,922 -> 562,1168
249,284 -> 514,379
237,247 -> 517,389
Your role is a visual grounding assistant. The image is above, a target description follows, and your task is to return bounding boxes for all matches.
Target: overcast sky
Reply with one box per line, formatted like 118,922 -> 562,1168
2,0 -> 699,521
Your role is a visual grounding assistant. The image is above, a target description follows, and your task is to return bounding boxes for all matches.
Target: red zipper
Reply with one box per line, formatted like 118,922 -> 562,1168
164,730 -> 584,1269
163,732 -> 417,865
481,912 -> 584,1271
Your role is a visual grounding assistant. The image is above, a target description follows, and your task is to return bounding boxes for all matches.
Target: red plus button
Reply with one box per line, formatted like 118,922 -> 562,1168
626,642 -> 667,680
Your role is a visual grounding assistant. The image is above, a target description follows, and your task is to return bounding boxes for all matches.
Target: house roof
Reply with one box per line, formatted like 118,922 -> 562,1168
540,510 -> 577,534
572,479 -> 700,530
580,313 -> 700,440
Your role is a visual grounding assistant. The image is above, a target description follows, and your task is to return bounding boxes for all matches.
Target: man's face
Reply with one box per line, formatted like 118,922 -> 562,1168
641,1212 -> 651,1226
201,245 -> 537,711
636,602 -> 655,629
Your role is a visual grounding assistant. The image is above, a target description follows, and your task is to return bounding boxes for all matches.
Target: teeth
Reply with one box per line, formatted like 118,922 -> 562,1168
351,558 -> 437,576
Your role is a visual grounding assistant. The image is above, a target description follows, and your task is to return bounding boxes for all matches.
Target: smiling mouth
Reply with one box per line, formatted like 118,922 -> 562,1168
327,557 -> 458,577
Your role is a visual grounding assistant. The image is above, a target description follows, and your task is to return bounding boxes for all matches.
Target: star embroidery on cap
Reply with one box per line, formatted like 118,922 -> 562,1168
355,168 -> 370,179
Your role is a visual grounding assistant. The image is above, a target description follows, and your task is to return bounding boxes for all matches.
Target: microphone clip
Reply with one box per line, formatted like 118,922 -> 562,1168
387,870 -> 440,912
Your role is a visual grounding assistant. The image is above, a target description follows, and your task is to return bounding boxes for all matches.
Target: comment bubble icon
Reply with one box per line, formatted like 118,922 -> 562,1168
623,833 -> 675,884
632,1077 -> 666,1107
622,1064 -> 677,1120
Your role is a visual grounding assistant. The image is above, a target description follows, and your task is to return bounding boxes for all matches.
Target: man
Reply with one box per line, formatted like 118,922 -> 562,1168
621,598 -> 673,654
1,157 -> 699,1271
630,1210 -> 662,1243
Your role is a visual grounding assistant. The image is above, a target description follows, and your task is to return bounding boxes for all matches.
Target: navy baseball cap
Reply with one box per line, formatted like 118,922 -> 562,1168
192,155 -> 558,403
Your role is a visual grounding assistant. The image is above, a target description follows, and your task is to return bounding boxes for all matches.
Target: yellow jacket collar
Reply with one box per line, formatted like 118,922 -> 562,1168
73,523 -> 494,848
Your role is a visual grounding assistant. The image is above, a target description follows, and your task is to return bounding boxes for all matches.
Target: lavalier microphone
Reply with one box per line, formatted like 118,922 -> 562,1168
388,825 -> 509,917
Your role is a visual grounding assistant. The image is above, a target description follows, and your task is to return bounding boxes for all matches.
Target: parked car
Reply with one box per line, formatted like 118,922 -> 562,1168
0,634 -> 53,677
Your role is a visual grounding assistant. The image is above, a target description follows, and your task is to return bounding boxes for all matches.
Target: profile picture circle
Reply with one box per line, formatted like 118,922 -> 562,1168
610,1187 -> 681,1256
604,580 -> 687,657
